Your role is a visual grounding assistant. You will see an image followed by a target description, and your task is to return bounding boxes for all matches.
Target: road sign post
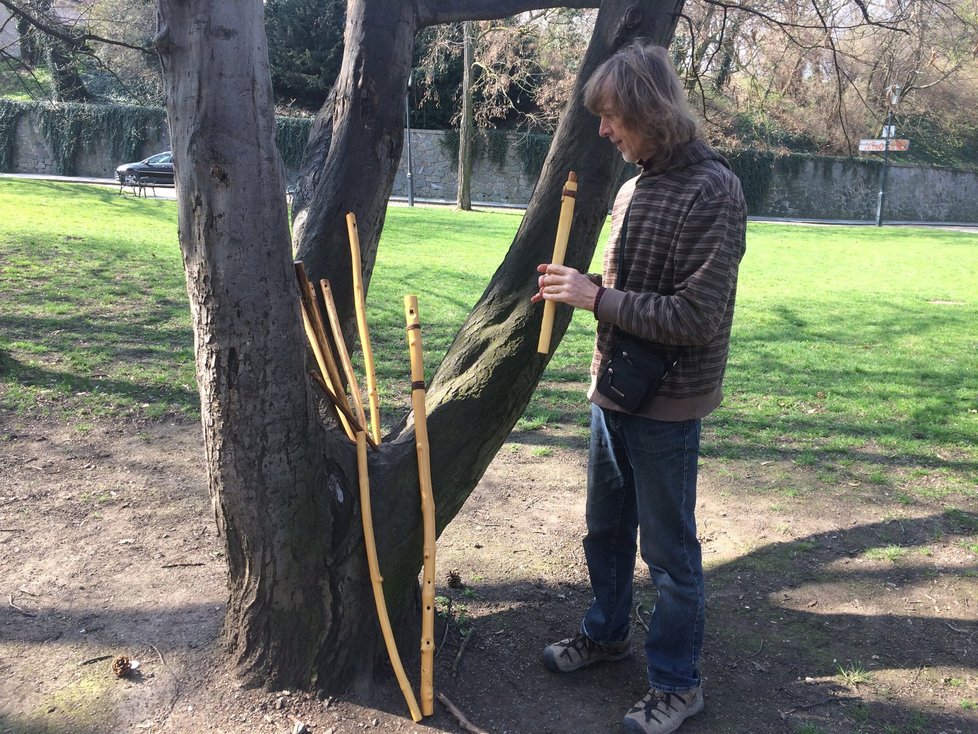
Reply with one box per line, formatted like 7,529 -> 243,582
874,84 -> 903,227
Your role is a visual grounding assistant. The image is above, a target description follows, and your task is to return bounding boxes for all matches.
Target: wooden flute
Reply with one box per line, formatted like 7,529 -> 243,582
537,171 -> 578,355
356,431 -> 423,722
346,211 -> 382,444
403,295 -> 437,716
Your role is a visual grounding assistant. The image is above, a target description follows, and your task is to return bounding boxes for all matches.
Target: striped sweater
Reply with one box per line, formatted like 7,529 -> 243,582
588,139 -> 747,421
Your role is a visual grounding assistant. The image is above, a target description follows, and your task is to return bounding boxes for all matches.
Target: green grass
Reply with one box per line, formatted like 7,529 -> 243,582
837,661 -> 873,687
1,179 -> 977,506
0,180 -> 193,420
863,545 -> 909,562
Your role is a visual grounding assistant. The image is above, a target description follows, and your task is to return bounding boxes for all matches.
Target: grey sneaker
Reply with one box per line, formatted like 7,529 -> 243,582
542,632 -> 630,673
622,687 -> 704,734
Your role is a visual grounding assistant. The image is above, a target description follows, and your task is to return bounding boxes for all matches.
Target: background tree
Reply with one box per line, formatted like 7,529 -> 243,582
456,19 -> 474,210
671,0 -> 978,162
265,0 -> 346,111
11,0 -> 91,100
85,0 -> 161,103
0,0 -> 156,102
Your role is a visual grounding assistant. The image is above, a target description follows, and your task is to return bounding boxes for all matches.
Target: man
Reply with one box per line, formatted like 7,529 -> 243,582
531,40 -> 747,734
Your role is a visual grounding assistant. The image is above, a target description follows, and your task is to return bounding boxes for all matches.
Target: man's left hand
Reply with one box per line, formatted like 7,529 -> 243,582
532,263 -> 600,311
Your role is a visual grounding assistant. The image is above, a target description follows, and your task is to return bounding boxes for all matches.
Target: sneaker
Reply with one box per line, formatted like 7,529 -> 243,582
622,687 -> 704,734
542,632 -> 630,673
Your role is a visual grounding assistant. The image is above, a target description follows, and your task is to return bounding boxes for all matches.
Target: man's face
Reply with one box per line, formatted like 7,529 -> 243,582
597,109 -> 647,164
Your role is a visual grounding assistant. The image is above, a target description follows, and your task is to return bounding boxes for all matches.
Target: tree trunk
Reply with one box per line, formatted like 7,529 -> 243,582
155,0 -> 385,691
157,0 -> 684,693
456,20 -> 474,211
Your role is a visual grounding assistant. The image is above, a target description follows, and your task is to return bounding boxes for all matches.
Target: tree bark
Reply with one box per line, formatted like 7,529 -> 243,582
158,0 -> 685,693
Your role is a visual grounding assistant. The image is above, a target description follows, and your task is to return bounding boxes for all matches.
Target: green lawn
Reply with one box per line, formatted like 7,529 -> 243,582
1,178 -> 976,499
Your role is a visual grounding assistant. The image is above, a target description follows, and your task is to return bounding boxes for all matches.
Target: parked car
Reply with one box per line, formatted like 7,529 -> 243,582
115,151 -> 174,186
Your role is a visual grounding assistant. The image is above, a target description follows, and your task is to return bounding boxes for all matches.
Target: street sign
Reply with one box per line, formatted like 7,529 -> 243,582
881,125 -> 896,138
859,138 -> 910,152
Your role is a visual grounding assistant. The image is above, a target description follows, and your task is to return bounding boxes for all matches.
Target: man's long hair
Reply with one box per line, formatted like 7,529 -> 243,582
583,40 -> 700,170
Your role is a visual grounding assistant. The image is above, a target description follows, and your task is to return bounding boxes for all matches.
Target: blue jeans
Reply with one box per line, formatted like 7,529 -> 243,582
581,403 -> 704,692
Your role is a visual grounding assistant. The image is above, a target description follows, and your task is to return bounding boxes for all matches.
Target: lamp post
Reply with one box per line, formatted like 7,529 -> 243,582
875,83 -> 902,227
405,72 -> 415,207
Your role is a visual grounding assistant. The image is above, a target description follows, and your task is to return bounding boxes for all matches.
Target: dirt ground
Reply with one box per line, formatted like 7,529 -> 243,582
1,416 -> 976,734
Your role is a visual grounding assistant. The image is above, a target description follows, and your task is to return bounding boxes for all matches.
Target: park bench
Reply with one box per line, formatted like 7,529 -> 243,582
118,175 -> 175,198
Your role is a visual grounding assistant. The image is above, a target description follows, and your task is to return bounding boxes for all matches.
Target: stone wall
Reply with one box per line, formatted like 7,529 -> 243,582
390,130 -> 978,224
6,108 -> 977,224
9,108 -> 169,178
758,155 -> 978,224
392,129 -> 543,206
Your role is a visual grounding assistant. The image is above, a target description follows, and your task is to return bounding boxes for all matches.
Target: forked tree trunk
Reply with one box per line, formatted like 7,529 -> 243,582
157,0 -> 683,692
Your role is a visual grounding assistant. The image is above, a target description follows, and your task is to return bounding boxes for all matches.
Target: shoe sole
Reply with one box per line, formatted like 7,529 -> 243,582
542,647 -> 631,673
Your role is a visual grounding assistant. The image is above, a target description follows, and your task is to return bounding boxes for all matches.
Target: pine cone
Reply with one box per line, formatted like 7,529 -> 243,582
111,655 -> 132,678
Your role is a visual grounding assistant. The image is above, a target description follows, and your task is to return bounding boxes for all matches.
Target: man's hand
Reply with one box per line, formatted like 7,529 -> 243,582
532,263 -> 600,311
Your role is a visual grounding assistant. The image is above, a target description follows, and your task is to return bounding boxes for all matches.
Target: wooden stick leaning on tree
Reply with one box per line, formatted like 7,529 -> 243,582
294,261 -> 355,441
296,262 -> 351,412
537,171 -> 578,355
309,373 -> 377,449
355,430 -> 423,722
403,295 -> 437,717
346,212 -> 382,444
320,278 -> 369,432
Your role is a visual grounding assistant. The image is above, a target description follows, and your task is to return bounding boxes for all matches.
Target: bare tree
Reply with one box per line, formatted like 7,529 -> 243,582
673,0 -> 978,154
1,0 -> 153,101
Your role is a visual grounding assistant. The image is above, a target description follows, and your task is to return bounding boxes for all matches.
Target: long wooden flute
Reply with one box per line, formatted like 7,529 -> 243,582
403,295 -> 436,717
346,212 -> 382,444
356,431 -> 422,722
537,171 -> 578,354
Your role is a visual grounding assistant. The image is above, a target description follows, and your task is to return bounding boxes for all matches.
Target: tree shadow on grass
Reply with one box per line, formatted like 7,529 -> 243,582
0,309 -> 197,416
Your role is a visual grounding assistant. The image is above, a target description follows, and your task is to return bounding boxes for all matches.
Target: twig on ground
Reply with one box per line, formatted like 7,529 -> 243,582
80,655 -> 114,666
160,562 -> 204,569
945,621 -> 972,634
8,593 -> 36,617
145,641 -> 182,685
436,692 -> 489,734
1,528 -> 26,532
452,628 -> 474,677
780,696 -> 857,719
634,603 -> 650,632
748,638 -> 765,657
435,597 -> 452,660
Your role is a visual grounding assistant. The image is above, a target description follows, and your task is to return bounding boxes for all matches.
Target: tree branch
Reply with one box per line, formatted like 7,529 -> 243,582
417,0 -> 597,27
0,0 -> 151,54
698,0 -> 909,35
